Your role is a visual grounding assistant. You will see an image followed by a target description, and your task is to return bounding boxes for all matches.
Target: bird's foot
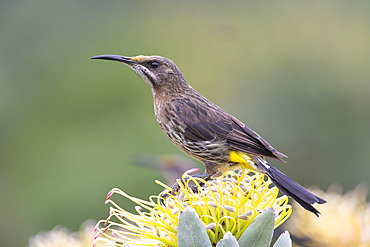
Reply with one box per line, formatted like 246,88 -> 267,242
161,172 -> 211,202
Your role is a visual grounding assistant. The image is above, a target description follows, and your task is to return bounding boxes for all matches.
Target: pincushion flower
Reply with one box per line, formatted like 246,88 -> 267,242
286,185 -> 370,247
94,169 -> 292,247
27,220 -> 101,247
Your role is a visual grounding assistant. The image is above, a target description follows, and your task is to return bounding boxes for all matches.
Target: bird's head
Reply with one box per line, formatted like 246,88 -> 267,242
90,55 -> 189,95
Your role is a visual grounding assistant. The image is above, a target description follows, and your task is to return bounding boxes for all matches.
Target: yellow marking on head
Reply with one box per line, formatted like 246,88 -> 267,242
131,55 -> 146,63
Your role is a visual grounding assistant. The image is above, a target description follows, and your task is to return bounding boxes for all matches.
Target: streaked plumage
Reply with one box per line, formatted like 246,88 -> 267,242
91,54 -> 326,216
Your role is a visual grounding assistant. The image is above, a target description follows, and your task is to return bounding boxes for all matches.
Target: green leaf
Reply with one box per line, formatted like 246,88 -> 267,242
273,231 -> 292,247
237,208 -> 275,247
216,231 -> 240,247
178,207 -> 212,247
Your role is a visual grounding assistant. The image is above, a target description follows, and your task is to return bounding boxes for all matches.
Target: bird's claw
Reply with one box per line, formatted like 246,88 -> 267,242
160,172 -> 211,203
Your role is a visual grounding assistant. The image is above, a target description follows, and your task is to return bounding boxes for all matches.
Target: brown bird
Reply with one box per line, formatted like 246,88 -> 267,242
90,54 -> 326,216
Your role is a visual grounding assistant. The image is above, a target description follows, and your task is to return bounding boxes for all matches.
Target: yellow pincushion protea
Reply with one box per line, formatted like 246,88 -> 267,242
27,220 -> 102,247
94,169 -> 292,247
286,185 -> 370,247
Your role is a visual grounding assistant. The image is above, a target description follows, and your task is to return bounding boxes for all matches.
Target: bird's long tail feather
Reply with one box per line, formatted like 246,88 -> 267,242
255,157 -> 326,216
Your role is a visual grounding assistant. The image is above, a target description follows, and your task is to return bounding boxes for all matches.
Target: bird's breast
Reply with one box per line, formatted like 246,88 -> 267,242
155,106 -> 228,163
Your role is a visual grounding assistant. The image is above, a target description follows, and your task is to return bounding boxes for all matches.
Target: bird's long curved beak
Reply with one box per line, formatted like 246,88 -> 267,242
90,55 -> 139,64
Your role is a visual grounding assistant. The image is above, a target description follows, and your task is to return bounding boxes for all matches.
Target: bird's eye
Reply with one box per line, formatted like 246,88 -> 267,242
149,61 -> 159,68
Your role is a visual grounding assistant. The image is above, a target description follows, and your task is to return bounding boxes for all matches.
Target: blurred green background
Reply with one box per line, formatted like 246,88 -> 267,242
1,1 -> 369,246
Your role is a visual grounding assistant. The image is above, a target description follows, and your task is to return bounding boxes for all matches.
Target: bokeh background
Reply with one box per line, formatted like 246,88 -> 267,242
1,1 -> 369,246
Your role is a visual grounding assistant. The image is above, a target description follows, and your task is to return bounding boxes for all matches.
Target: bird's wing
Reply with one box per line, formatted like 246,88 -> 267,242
227,116 -> 287,161
175,99 -> 287,161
